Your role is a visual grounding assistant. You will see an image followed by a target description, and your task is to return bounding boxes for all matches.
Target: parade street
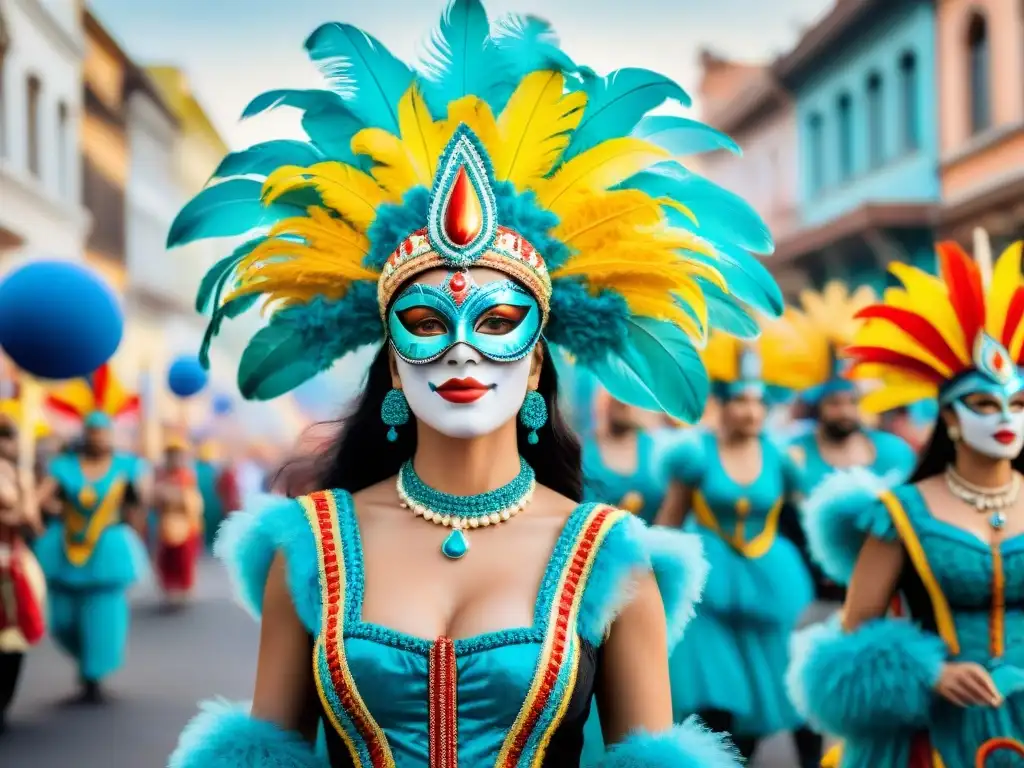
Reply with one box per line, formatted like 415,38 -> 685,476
4,557 -> 798,768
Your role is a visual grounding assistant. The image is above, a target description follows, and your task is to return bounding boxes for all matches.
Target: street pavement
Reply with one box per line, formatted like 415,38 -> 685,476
4,557 -> 798,767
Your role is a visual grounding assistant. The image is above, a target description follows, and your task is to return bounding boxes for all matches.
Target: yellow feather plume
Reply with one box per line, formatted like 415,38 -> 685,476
534,138 -> 669,211
986,241 -> 1024,339
702,312 -> 821,391
494,71 -> 587,188
397,84 -> 450,183
552,190 -> 664,252
886,263 -> 969,361
854,320 -> 954,379
444,96 -> 501,157
859,381 -> 936,414
350,127 -> 422,199
262,162 -> 389,232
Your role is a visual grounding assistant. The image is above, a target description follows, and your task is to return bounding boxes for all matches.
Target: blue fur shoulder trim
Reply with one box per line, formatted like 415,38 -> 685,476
800,467 -> 901,584
663,428 -> 707,487
592,717 -> 741,767
578,513 -> 707,650
787,616 -> 946,737
213,494 -> 320,633
169,699 -> 325,768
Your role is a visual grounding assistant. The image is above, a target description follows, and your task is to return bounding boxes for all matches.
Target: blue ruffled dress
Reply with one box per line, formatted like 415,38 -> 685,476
582,432 -> 668,524
666,431 -> 813,737
34,452 -> 149,682
795,482 -> 1024,767
787,429 -> 916,496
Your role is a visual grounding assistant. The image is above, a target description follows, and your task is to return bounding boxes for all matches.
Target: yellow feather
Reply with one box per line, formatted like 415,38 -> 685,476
49,379 -> 97,417
238,209 -> 372,273
551,190 -> 663,251
351,127 -> 423,198
855,320 -> 953,378
445,96 -> 501,157
397,84 -> 449,183
263,163 -> 387,232
535,138 -> 669,211
859,380 -> 937,414
986,241 -> 1024,337
702,332 -> 742,382
494,71 -> 587,187
658,198 -> 699,225
886,263 -> 969,361
799,281 -> 874,347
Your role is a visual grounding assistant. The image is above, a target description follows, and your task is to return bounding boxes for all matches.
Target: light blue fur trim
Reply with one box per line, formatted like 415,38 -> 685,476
213,494 -> 320,633
787,616 -> 946,737
592,716 -> 742,767
645,527 -> 707,649
577,515 -> 708,651
169,699 -> 325,768
800,467 -> 901,584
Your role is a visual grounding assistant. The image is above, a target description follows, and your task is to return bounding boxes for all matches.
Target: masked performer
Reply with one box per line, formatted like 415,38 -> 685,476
154,435 -> 204,604
583,394 -> 667,524
790,241 -> 1024,768
34,363 -> 149,703
164,2 -> 785,764
655,321 -> 819,765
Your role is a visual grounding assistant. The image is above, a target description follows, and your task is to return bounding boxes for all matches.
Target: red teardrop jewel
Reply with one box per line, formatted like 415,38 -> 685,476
448,271 -> 471,306
443,166 -> 483,247
994,351 -> 1005,371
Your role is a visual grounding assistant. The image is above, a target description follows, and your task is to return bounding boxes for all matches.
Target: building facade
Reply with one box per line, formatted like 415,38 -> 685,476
697,51 -> 803,297
0,0 -> 88,268
775,0 -> 940,293
936,0 -> 1024,251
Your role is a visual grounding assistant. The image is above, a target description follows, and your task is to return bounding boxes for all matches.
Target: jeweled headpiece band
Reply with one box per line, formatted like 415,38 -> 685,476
376,126 -> 552,320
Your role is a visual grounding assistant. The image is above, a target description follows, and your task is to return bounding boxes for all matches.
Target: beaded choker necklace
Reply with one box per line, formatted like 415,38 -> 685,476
945,464 -> 1021,530
396,457 -> 536,560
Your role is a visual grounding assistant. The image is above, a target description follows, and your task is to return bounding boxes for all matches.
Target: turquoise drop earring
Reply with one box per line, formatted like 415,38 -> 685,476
519,390 -> 548,444
381,388 -> 410,442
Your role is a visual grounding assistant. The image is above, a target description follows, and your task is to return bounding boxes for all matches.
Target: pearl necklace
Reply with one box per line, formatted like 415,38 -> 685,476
396,458 -> 536,560
944,465 -> 1021,530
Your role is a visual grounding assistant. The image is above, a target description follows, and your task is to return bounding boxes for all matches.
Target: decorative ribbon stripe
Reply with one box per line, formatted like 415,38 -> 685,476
428,636 -> 458,768
976,738 -> 1024,767
691,491 -> 783,559
990,547 -> 1005,659
496,504 -> 625,767
65,477 -> 127,566
302,491 -> 395,768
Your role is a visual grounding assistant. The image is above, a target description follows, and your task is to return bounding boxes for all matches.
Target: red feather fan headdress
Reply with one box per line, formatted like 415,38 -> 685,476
45,362 -> 140,423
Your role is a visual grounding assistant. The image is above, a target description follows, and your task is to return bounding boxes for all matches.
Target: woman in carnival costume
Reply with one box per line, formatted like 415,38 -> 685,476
34,363 -> 149,703
790,240 -> 1024,767
165,1 -> 785,765
582,392 -> 667,524
153,434 -> 204,604
655,321 -> 821,766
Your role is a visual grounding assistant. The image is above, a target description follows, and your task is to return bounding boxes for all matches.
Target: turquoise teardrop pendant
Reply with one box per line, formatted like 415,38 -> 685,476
991,510 -> 1007,530
441,528 -> 469,560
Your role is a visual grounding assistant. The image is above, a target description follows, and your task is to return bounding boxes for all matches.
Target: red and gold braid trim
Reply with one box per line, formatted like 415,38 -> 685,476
496,504 -> 627,767
428,636 -> 458,768
376,227 -> 552,319
301,491 -> 395,768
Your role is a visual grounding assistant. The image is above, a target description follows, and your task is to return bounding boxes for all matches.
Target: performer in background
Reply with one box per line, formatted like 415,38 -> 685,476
195,440 -> 225,551
583,392 -> 667,523
784,283 -> 917,603
656,323 -> 820,767
34,363 -> 149,703
165,1 -> 785,763
791,241 -> 1024,768
154,435 -> 204,605
0,431 -> 45,734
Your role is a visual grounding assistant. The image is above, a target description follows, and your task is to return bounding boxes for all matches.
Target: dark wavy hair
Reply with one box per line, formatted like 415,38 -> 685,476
280,342 -> 582,500
910,409 -> 1024,482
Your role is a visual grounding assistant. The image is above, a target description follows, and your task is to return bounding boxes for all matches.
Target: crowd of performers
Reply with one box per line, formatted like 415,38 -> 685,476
0,364 -> 243,729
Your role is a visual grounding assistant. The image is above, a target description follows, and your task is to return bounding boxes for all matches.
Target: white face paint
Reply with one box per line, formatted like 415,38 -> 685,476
951,400 -> 1024,460
395,342 -> 533,440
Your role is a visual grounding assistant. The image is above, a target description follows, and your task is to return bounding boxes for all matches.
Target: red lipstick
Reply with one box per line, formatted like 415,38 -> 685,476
432,377 -> 494,404
993,430 -> 1018,445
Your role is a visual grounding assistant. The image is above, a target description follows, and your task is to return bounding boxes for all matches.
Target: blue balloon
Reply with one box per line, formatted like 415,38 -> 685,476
0,261 -> 123,379
211,392 -> 234,415
168,354 -> 208,398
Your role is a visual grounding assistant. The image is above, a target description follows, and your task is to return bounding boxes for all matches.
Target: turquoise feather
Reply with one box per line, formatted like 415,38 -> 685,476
623,162 -> 774,255
419,0 -> 499,116
688,242 -> 784,317
633,115 -> 740,156
488,15 -> 578,110
561,69 -> 690,162
210,141 -> 324,182
238,323 -> 324,401
304,23 -> 414,133
300,104 -> 365,167
588,351 -> 664,413
167,180 -> 303,248
695,282 -> 761,339
619,316 -> 709,422
240,89 -> 345,120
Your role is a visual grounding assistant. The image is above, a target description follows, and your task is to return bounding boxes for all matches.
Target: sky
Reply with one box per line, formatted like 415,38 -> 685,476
89,0 -> 833,150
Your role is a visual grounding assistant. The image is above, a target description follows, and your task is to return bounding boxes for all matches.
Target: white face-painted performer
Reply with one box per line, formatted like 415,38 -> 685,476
162,2 -> 788,766
790,238 -> 1024,768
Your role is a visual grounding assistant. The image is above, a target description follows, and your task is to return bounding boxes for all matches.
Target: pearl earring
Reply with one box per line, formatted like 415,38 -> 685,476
948,424 -> 961,442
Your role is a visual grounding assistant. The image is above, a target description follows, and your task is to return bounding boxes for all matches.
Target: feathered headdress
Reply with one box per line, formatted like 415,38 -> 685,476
0,381 -> 51,438
167,0 -> 782,422
787,281 -> 876,404
847,241 -> 1024,413
46,362 -> 140,427
703,311 -> 821,402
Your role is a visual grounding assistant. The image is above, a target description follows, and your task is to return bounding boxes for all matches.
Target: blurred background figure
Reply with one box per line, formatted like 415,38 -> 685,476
194,439 -> 225,551
152,434 -> 203,606
582,391 -> 667,523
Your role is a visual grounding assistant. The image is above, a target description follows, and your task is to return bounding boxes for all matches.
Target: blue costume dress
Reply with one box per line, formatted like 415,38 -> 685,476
170,491 -> 738,768
34,452 -> 148,682
787,428 -> 916,496
582,433 -> 667,524
666,430 -> 813,738
791,473 -> 1024,767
